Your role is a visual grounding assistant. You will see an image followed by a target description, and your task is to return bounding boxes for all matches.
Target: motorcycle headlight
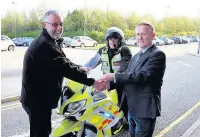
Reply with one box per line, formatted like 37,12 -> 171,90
66,100 -> 86,114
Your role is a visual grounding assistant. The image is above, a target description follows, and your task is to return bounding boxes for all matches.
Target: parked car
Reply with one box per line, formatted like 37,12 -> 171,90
62,37 -> 72,48
153,37 -> 165,46
159,37 -> 174,45
70,36 -> 97,48
12,38 -> 19,46
1,35 -> 15,51
180,36 -> 190,44
125,37 -> 137,46
12,37 -> 19,42
14,37 -> 34,46
171,37 -> 183,44
27,39 -> 34,46
187,36 -> 199,42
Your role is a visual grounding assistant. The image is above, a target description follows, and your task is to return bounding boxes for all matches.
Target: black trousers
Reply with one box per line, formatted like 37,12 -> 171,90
128,116 -> 156,137
22,103 -> 52,137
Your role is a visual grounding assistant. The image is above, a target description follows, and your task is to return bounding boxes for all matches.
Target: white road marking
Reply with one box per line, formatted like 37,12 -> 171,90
180,116 -> 200,137
9,117 -> 64,137
176,60 -> 192,67
1,103 -> 21,111
10,132 -> 29,137
155,101 -> 200,137
3,103 -> 64,137
1,75 -> 22,79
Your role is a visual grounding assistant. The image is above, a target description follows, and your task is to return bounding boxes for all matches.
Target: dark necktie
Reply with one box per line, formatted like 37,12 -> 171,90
134,51 -> 143,65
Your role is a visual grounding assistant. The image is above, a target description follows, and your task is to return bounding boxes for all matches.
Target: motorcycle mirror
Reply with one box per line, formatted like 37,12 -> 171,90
81,85 -> 87,94
91,89 -> 100,96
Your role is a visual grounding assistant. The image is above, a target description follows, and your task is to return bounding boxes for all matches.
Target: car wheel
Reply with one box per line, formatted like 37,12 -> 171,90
135,42 -> 138,46
156,42 -> 159,46
62,43 -> 65,48
23,43 -> 27,47
93,43 -> 97,47
8,45 -> 15,51
81,43 -> 85,48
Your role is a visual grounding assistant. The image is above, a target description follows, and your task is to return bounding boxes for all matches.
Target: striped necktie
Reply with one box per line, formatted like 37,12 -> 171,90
134,51 -> 143,65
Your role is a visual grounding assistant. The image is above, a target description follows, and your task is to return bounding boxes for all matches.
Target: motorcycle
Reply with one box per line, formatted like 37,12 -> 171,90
52,77 -> 127,137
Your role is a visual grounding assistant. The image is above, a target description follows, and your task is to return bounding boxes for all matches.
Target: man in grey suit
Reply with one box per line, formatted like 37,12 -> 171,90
100,22 -> 166,137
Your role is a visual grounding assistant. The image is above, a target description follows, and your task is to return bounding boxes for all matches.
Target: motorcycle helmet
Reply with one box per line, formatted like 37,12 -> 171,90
105,27 -> 125,48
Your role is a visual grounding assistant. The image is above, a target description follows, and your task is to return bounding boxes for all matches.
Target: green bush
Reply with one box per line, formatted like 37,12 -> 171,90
124,29 -> 135,39
6,30 -> 41,39
88,31 -> 104,43
63,31 -> 105,43
6,29 -> 199,41
21,30 -> 41,37
63,31 -> 84,37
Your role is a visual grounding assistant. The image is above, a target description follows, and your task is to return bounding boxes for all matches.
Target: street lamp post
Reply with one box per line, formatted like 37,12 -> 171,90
198,23 -> 200,54
164,6 -> 170,36
84,0 -> 87,36
12,1 -> 17,37
165,6 -> 170,17
197,11 -> 200,54
14,13 -> 16,37
107,0 -> 109,20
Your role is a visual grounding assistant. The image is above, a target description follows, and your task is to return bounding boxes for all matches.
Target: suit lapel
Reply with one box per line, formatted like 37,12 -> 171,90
133,45 -> 157,70
128,54 -> 138,70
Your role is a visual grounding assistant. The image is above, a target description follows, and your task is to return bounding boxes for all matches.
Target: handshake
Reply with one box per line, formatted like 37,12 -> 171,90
93,73 -> 115,91
79,67 -> 115,91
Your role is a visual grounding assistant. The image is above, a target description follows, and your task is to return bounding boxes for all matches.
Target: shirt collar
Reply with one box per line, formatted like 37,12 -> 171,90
141,45 -> 152,53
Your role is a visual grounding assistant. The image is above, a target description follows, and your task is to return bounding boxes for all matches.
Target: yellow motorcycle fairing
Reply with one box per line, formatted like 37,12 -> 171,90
54,78 -> 125,137
51,118 -> 83,137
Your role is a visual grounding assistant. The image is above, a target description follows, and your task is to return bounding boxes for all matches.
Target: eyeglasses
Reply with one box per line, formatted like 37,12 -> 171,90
45,22 -> 63,27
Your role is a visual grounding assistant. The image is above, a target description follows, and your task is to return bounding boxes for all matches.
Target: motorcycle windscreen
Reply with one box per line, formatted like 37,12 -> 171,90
56,87 -> 75,115
60,87 -> 74,105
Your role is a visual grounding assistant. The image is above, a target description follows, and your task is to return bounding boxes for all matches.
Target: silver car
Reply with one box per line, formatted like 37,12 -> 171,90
14,37 -> 34,46
70,36 -> 97,48
62,37 -> 72,48
153,37 -> 165,46
125,37 -> 137,46
1,35 -> 15,51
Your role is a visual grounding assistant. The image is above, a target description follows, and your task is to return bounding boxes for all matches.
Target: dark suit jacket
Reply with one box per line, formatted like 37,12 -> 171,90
115,45 -> 166,118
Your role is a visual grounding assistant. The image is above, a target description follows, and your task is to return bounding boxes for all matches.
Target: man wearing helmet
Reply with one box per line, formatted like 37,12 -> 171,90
84,27 -> 132,128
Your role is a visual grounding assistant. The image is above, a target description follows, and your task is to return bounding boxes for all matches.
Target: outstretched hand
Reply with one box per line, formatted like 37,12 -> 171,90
93,79 -> 109,91
100,73 -> 115,82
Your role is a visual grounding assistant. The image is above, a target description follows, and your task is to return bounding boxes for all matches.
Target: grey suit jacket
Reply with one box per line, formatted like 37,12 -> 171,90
115,45 -> 166,118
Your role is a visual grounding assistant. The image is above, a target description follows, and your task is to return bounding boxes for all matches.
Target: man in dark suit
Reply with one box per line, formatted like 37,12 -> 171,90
100,22 -> 166,137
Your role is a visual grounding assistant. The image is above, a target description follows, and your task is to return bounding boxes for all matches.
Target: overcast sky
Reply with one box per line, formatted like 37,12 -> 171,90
1,0 -> 200,19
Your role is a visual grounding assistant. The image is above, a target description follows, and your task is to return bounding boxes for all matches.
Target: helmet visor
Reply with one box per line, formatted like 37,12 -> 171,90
107,32 -> 122,40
